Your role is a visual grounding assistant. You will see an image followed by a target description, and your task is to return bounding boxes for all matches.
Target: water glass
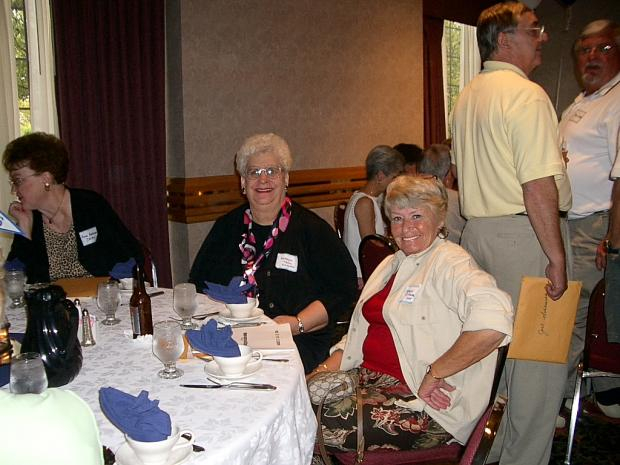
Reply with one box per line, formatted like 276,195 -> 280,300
5,270 -> 26,309
10,352 -> 48,394
173,283 -> 197,330
153,320 -> 184,379
97,281 -> 121,325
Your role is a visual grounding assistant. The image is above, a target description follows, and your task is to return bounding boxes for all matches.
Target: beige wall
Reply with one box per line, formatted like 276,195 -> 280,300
166,0 -> 424,283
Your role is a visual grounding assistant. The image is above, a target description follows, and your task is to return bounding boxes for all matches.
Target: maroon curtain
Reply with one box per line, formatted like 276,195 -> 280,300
51,0 -> 171,286
423,15 -> 446,147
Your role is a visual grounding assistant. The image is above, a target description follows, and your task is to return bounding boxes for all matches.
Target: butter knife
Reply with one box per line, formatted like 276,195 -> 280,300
180,383 -> 276,390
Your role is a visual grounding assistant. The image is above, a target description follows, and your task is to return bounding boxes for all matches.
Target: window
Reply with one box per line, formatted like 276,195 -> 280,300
442,20 -> 481,137
11,0 -> 31,135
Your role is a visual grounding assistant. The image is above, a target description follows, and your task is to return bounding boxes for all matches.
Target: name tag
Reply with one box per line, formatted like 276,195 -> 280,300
401,285 -> 421,304
568,108 -> 586,123
79,227 -> 98,246
275,253 -> 298,272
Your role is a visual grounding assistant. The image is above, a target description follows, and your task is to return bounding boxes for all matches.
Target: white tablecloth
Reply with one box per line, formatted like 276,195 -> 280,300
7,289 -> 317,465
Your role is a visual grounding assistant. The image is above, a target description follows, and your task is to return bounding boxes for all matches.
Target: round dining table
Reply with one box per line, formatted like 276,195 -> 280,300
5,287 -> 317,465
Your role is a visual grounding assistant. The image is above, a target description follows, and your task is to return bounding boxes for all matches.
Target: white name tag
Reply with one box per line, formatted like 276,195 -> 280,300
79,227 -> 98,246
401,285 -> 421,304
275,253 -> 298,272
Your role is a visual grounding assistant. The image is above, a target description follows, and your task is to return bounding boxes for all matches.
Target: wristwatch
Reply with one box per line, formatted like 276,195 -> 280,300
604,239 -> 619,254
426,364 -> 442,380
296,316 -> 305,334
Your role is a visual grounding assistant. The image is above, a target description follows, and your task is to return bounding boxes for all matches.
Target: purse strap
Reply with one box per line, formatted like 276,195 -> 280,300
355,385 -> 365,464
316,388 -> 335,465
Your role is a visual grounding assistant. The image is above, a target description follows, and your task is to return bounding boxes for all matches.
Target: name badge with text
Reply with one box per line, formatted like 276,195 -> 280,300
275,253 -> 298,272
79,227 -> 98,246
401,285 -> 421,304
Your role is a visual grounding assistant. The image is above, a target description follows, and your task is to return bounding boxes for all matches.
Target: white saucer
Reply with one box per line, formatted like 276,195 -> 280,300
203,359 -> 262,381
218,307 -> 264,324
115,441 -> 192,465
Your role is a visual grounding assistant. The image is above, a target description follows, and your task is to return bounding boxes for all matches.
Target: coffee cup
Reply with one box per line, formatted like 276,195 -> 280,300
225,298 -> 257,319
126,424 -> 194,465
213,344 -> 262,376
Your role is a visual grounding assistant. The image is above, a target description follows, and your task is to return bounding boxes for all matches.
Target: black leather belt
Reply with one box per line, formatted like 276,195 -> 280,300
515,211 -> 568,218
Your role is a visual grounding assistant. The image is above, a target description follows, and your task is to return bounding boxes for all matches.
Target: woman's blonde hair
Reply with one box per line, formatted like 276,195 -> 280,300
384,175 -> 448,222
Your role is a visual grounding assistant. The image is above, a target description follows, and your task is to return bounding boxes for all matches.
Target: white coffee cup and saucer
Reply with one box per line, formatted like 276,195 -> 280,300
116,424 -> 194,465
204,344 -> 263,381
218,298 -> 264,324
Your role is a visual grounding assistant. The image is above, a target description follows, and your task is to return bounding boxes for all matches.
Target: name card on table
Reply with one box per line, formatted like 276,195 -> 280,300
232,323 -> 296,350
507,277 -> 581,364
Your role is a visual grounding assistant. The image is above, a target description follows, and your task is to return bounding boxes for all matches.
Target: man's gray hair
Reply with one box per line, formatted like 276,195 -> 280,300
235,133 -> 293,176
574,19 -> 620,53
477,1 -> 532,62
366,145 -> 405,180
419,144 -> 451,180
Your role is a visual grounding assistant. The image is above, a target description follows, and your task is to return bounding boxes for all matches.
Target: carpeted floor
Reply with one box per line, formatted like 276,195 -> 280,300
550,397 -> 620,465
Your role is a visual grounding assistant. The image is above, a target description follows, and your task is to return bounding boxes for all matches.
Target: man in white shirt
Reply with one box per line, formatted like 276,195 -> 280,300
560,19 -> 620,417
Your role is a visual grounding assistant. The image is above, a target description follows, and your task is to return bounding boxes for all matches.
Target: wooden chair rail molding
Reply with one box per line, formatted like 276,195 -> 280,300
167,166 -> 366,224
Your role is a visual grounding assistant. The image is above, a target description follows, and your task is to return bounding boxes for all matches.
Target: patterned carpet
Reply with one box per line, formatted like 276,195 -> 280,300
550,398 -> 620,465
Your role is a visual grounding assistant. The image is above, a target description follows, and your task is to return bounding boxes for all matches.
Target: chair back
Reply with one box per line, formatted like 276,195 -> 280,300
140,242 -> 159,288
584,279 -> 620,373
334,201 -> 347,239
358,234 -> 398,283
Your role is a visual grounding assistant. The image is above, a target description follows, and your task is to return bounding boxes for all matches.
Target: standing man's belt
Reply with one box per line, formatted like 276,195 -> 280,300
515,211 -> 568,218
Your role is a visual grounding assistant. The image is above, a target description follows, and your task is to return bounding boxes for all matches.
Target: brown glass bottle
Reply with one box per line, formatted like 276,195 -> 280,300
129,264 -> 153,338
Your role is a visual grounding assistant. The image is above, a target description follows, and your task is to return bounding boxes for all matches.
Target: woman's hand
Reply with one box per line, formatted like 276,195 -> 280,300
9,201 -> 33,239
418,373 -> 455,410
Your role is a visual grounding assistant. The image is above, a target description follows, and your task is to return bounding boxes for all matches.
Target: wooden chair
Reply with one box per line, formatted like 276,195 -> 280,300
332,347 -> 508,465
358,234 -> 398,284
334,201 -> 348,239
565,279 -> 620,464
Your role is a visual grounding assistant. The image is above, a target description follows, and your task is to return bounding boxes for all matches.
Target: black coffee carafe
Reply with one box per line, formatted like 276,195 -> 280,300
21,284 -> 83,387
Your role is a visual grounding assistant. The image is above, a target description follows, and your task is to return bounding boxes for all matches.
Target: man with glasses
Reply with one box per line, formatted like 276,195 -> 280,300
560,20 -> 620,419
451,2 -> 571,465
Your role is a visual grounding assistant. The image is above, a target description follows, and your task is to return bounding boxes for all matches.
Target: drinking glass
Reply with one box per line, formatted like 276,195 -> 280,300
10,352 -> 48,394
97,281 -> 121,326
173,283 -> 197,330
5,270 -> 26,309
152,320 -> 184,379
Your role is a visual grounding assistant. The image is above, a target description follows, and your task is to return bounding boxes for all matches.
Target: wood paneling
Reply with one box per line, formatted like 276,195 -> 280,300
167,166 -> 366,223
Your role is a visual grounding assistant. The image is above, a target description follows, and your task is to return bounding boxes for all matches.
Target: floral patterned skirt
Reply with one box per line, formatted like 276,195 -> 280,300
314,368 -> 453,453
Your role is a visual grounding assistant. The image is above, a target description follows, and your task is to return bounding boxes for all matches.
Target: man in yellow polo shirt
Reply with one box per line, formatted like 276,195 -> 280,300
451,2 -> 572,465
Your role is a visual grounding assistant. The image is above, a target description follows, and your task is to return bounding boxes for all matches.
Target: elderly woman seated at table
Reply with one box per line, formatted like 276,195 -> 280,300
308,175 -> 513,456
189,133 -> 358,374
3,132 -> 143,283
343,145 -> 403,287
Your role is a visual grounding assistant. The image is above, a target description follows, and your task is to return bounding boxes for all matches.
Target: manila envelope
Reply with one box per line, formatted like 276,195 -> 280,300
52,276 -> 111,297
507,277 -> 581,364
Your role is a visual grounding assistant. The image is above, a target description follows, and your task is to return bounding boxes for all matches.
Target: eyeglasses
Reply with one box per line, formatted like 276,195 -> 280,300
521,25 -> 545,39
9,173 -> 38,188
577,44 -> 615,56
245,166 -> 283,180
507,24 -> 545,40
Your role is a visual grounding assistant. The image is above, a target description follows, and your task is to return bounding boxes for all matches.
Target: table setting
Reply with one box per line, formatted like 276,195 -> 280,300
2,276 -> 317,465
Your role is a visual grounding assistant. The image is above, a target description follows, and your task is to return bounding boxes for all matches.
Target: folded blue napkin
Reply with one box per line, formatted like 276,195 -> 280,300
186,319 -> 240,357
4,258 -> 25,272
204,276 -> 254,304
109,258 -> 136,280
99,387 -> 171,442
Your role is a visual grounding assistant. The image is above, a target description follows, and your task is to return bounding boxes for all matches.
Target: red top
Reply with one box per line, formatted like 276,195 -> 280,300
361,274 -> 406,383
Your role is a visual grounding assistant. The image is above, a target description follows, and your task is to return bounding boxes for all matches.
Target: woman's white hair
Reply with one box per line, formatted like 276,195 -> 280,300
235,133 -> 293,176
384,175 -> 448,223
